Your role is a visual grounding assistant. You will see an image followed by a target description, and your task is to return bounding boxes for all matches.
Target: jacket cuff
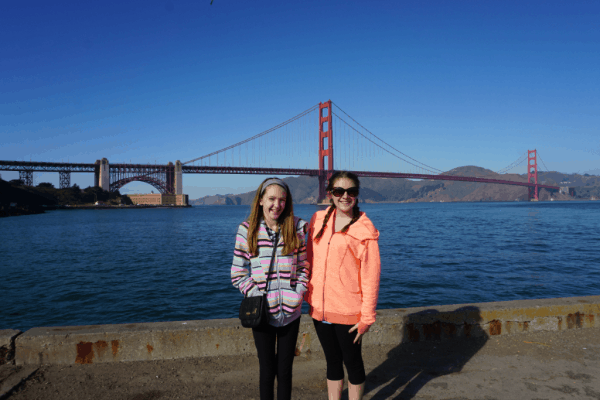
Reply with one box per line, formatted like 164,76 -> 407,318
360,313 -> 376,326
295,284 -> 307,296
357,321 -> 371,335
247,286 -> 262,297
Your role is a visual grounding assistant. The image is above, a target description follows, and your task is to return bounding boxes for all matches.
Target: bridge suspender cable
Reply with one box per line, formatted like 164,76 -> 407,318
496,152 -> 527,174
537,153 -> 550,172
332,102 -> 444,174
332,111 -> 440,174
182,104 -> 319,165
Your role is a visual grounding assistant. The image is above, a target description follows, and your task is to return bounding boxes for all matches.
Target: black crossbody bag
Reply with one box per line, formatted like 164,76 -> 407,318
239,231 -> 278,328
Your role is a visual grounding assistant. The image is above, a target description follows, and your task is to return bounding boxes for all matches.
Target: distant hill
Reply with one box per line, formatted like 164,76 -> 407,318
190,167 -> 600,205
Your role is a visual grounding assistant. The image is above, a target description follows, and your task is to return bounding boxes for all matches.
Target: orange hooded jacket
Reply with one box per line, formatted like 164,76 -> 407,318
305,207 -> 381,326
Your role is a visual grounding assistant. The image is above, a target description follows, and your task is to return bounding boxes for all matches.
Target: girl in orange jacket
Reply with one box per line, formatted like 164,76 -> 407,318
306,171 -> 381,400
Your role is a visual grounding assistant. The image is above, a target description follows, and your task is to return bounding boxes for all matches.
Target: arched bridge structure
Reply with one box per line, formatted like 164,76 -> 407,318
0,100 -> 560,201
110,176 -> 168,194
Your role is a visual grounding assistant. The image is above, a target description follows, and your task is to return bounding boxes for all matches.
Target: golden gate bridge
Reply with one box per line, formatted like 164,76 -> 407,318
0,100 -> 559,202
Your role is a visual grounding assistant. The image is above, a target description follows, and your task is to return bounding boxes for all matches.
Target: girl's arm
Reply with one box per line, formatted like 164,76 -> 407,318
294,219 -> 310,294
303,213 -> 317,300
358,239 -> 381,326
231,223 -> 260,297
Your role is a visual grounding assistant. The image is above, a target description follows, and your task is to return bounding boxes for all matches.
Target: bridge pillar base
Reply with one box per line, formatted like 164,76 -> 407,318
317,173 -> 327,204
317,172 -> 334,204
99,158 -> 110,191
175,161 -> 182,195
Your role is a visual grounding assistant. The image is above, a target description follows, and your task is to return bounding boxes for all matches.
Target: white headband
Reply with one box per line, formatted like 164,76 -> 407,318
261,178 -> 289,194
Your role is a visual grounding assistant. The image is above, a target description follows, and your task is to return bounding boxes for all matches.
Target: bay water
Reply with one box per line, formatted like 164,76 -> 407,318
1,202 -> 599,331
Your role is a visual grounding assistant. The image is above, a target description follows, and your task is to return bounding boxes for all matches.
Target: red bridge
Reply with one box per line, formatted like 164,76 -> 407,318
0,100 -> 559,201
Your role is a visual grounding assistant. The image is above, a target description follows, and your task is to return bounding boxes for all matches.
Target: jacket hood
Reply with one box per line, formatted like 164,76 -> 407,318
346,211 -> 379,241
317,207 -> 379,241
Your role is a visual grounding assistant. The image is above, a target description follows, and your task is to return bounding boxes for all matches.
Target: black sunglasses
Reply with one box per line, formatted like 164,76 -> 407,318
331,187 -> 359,198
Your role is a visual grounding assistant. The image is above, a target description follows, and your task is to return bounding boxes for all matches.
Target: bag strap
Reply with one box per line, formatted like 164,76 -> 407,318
264,230 -> 279,292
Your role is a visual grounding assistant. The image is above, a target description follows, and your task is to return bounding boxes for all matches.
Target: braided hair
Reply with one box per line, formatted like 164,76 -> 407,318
314,171 -> 361,243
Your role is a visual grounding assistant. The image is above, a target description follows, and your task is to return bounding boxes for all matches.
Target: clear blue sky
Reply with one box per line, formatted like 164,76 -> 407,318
2,1 -> 599,198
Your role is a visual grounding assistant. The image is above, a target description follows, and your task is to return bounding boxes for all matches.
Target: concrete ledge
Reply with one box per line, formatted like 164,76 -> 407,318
0,330 -> 21,365
14,295 -> 600,365
371,295 -> 600,343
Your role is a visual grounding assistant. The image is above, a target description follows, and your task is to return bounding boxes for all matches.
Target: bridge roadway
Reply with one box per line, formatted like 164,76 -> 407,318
0,161 -> 561,191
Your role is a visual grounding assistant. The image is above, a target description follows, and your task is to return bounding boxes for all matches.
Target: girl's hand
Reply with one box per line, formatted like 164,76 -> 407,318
349,322 -> 371,344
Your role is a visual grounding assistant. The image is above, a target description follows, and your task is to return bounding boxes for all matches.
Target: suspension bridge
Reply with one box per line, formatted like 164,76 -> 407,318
0,100 -> 559,202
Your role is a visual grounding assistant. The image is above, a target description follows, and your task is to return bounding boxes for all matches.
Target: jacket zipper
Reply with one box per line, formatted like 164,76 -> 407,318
274,231 -> 283,322
323,230 -> 334,322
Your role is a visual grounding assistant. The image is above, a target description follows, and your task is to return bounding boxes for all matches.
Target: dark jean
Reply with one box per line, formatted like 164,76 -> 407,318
252,317 -> 301,400
313,319 -> 366,384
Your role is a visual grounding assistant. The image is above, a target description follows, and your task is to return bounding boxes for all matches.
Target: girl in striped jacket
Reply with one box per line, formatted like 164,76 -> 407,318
231,177 -> 309,400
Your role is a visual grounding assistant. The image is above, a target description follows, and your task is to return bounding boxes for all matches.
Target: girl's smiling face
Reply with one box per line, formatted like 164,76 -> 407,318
329,177 -> 358,216
260,184 -> 287,227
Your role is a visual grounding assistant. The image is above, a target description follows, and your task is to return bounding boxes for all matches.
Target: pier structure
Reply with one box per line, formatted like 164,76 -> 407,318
1,296 -> 599,400
2,295 -> 598,366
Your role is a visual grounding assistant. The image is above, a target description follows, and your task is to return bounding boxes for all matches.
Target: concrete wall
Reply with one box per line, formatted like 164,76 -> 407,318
8,295 -> 600,366
127,194 -> 188,205
127,193 -> 163,205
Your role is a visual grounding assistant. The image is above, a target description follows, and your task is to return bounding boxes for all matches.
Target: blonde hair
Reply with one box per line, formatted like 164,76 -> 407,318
247,178 -> 300,255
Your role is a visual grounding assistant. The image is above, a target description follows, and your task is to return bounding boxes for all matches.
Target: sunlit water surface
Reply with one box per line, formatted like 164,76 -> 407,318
1,201 -> 599,331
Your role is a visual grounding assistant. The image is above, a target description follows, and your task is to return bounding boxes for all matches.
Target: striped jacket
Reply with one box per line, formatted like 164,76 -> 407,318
231,216 -> 309,326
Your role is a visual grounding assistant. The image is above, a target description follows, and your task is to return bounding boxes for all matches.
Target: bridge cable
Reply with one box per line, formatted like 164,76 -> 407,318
182,104 -> 319,165
537,153 -> 550,172
496,152 -> 527,174
333,112 -> 440,174
332,102 -> 444,173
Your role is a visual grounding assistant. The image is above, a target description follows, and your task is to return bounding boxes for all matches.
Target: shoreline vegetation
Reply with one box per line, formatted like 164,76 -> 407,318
1,177 -> 186,218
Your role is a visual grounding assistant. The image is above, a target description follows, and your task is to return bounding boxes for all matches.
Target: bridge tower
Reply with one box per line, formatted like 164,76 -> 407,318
317,100 -> 333,203
98,158 -> 110,191
527,149 -> 538,201
175,160 -> 183,195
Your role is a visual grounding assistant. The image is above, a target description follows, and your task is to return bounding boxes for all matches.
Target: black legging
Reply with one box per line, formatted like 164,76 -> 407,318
252,317 -> 301,400
313,319 -> 366,385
